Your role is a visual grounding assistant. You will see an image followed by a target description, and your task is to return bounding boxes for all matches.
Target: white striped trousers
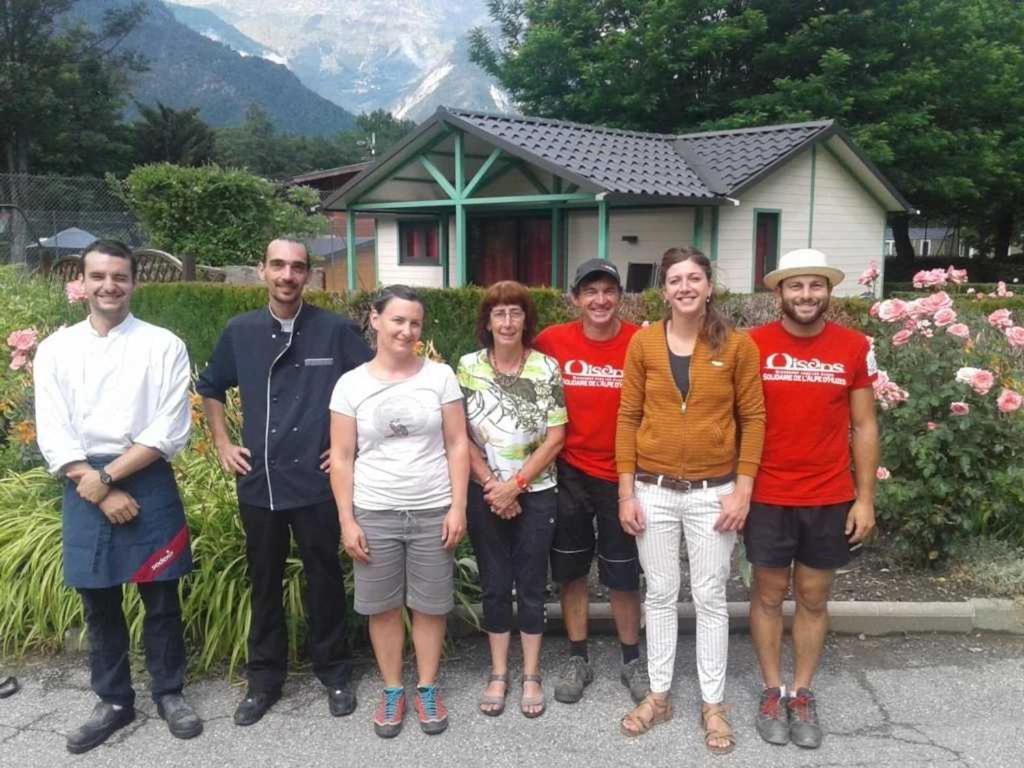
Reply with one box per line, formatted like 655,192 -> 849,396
635,479 -> 736,704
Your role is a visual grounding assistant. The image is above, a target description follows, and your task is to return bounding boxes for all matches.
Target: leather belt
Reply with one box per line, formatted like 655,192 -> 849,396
635,470 -> 735,492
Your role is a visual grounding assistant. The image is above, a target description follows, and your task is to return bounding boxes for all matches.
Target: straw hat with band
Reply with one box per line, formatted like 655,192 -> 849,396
762,248 -> 845,290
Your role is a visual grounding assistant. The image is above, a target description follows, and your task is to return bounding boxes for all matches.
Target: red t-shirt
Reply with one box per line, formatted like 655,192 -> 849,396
534,320 -> 640,482
748,321 -> 877,506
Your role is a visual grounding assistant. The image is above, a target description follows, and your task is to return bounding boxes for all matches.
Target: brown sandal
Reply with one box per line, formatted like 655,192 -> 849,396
479,672 -> 509,717
701,704 -> 736,755
620,693 -> 673,737
520,674 -> 545,718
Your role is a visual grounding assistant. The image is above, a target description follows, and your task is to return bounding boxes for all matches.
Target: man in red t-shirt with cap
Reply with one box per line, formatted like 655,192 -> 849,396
747,249 -> 879,750
534,258 -> 648,706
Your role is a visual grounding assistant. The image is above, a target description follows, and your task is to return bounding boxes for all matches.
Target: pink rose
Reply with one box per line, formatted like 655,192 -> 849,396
869,301 -> 881,319
950,401 -> 970,416
891,329 -> 914,346
926,421 -> 938,431
858,261 -> 880,287
970,369 -> 994,396
946,323 -> 971,339
65,279 -> 87,303
932,307 -> 957,327
955,366 -> 980,384
918,291 -> 953,316
9,351 -> 28,371
876,467 -> 891,480
1005,326 -> 1024,348
6,328 -> 38,352
912,268 -> 948,289
946,266 -> 968,285
996,388 -> 1023,413
876,299 -> 908,322
988,309 -> 1013,328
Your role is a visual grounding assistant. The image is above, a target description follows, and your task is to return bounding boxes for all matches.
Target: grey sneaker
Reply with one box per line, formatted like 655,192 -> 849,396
620,658 -> 651,704
554,656 -> 593,704
787,688 -> 823,749
755,687 -> 789,745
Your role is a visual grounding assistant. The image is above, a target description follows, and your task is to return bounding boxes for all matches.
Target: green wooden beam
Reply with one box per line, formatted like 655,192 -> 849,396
710,207 -> 719,261
418,155 -> 457,199
464,148 -> 504,198
346,210 -> 357,291
551,206 -> 562,288
428,150 -> 495,160
454,131 -> 465,197
808,144 -> 817,246
553,177 -> 563,194
455,204 -> 467,286
350,192 -> 596,211
693,207 -> 705,249
597,200 -> 609,259
439,215 -> 450,288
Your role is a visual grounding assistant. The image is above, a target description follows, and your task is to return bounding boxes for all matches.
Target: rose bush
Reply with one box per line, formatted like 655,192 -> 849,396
869,268 -> 1024,564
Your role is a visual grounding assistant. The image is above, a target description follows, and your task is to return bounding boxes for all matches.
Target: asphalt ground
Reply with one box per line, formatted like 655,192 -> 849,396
1,632 -> 1021,768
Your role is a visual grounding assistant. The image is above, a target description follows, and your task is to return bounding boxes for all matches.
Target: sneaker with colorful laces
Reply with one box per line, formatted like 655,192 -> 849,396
414,684 -> 449,735
755,686 -> 789,745
373,687 -> 406,738
787,687 -> 823,749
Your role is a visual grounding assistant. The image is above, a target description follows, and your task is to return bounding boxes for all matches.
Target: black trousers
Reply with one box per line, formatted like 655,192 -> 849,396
467,484 -> 557,635
239,499 -> 350,693
77,580 -> 185,708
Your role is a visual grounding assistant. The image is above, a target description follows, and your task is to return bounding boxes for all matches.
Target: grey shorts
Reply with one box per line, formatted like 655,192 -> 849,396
352,505 -> 454,616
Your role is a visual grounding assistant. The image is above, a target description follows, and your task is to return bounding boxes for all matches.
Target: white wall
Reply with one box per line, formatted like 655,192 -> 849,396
716,145 -> 887,296
566,208 -> 695,288
374,216 -> 444,288
716,148 -> 813,293
809,146 -> 887,297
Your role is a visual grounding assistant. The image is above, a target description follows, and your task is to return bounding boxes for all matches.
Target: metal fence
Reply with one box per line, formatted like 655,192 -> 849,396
0,174 -> 145,267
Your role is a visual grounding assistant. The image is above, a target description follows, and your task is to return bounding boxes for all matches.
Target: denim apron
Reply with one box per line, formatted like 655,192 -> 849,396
62,456 -> 193,588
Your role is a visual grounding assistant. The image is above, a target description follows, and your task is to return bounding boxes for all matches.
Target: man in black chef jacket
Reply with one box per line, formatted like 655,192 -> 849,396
198,238 -> 372,726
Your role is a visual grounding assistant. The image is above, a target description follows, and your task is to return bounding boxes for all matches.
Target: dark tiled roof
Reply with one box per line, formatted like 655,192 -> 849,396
449,110 -> 713,198
446,109 -> 833,199
676,122 -> 832,191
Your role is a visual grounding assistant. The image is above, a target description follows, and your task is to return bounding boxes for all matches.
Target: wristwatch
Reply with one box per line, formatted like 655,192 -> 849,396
99,470 -> 114,486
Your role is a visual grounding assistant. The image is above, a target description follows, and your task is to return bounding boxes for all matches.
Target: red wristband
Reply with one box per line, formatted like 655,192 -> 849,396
514,472 -> 529,491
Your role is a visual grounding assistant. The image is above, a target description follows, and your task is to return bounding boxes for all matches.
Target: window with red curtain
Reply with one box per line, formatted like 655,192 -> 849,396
398,221 -> 440,265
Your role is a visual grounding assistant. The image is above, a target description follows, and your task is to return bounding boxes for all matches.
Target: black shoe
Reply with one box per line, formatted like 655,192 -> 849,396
554,656 -> 593,704
66,701 -> 135,754
157,693 -> 204,739
788,688 -> 823,749
328,682 -> 357,717
0,676 -> 19,699
233,689 -> 281,726
755,687 -> 790,745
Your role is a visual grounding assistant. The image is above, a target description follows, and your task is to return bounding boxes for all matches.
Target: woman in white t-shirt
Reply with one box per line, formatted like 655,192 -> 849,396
329,285 -> 469,739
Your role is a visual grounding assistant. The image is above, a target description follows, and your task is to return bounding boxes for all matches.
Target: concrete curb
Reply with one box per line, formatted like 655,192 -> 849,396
451,598 -> 1024,637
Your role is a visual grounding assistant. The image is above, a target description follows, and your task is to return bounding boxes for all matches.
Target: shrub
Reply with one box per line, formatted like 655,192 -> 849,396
869,285 -> 1024,564
112,164 -> 328,267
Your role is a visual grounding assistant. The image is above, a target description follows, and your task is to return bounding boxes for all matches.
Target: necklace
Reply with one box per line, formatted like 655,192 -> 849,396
489,349 -> 527,388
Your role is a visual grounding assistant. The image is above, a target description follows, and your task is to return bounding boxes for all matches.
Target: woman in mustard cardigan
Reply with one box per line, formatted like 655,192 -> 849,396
616,246 -> 765,754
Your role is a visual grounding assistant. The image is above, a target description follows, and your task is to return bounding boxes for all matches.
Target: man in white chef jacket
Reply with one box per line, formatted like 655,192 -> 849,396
34,239 -> 202,754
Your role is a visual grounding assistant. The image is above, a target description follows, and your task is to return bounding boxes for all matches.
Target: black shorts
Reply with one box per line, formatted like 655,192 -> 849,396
744,501 -> 860,570
550,459 -> 640,592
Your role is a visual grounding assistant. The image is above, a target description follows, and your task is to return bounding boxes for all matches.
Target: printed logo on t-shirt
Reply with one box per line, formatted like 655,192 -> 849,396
763,352 -> 848,386
372,395 -> 429,438
561,359 -> 624,389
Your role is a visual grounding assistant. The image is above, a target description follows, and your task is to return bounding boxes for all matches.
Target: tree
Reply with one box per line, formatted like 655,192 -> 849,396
0,0 -> 146,175
113,163 -> 327,266
133,101 -> 216,166
472,0 -> 1024,259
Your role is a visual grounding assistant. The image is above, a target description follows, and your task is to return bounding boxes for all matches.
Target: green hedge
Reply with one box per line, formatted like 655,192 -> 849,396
132,282 -> 876,368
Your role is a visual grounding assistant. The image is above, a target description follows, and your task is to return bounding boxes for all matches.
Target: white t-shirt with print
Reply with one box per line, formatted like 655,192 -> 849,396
329,358 -> 463,510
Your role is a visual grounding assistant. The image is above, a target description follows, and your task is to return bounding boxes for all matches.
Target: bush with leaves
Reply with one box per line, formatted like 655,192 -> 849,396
868,274 -> 1024,564
112,164 -> 327,267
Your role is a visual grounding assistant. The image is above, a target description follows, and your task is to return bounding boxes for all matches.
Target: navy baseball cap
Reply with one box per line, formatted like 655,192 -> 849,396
572,258 -> 622,290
